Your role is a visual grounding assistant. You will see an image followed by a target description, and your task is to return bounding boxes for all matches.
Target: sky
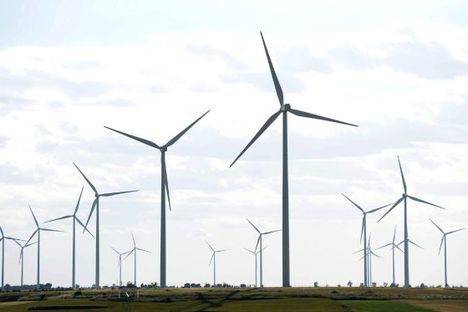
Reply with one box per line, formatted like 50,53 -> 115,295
0,0 -> 467,288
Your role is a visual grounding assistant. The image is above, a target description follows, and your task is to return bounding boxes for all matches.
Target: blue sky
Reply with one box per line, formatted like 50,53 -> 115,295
0,0 -> 467,288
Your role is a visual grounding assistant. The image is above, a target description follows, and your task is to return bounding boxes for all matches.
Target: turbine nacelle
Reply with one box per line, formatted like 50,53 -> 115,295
281,104 -> 291,112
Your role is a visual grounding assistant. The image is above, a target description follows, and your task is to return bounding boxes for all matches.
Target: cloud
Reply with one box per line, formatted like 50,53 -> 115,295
186,44 -> 246,70
382,40 -> 468,79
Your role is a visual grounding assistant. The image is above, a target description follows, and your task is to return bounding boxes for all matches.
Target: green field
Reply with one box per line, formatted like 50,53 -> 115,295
0,287 -> 466,311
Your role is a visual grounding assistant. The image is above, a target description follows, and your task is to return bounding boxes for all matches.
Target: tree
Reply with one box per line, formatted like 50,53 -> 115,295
347,281 -> 353,287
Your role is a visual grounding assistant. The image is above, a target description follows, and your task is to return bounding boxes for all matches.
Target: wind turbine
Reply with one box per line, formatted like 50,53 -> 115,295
0,226 -> 22,289
206,241 -> 227,287
13,240 -> 36,287
25,205 -> 62,288
104,110 -> 209,288
44,187 -> 94,288
357,235 -> 380,286
342,194 -> 390,287
230,32 -> 358,287
429,219 -> 465,287
376,226 -> 403,286
123,233 -> 150,287
378,156 -> 444,287
110,246 -> 130,287
246,219 -> 280,287
73,163 -> 138,288
244,246 -> 267,287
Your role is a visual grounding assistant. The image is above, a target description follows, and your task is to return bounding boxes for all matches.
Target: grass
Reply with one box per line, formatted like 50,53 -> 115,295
0,287 -> 466,311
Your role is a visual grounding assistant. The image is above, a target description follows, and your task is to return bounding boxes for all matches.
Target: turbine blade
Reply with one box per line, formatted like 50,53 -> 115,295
370,250 -> 381,258
407,195 -> 444,209
216,249 -> 227,253
367,203 -> 393,214
131,232 -> 136,247
136,247 -> 151,253
123,249 -> 135,260
244,248 -> 255,255
376,242 -> 392,250
341,193 -> 364,213
263,229 -> 281,235
353,248 -> 365,254
377,197 -> 404,222
397,156 -> 407,193
110,246 -> 120,255
165,110 -> 210,147
438,236 -> 444,255
360,215 -> 365,243
429,218 -> 444,234
393,225 -> 397,243
25,241 -> 37,248
104,126 -> 160,149
44,215 -> 72,223
83,198 -> 98,232
408,239 -> 423,249
73,163 -> 97,194
25,229 -> 38,245
100,190 -> 138,197
206,241 -> 214,251
246,219 -> 261,234
229,110 -> 281,168
446,228 -> 465,235
28,205 -> 39,227
209,252 -> 214,266
395,243 -> 403,253
0,225 -> 3,236
260,31 -> 283,106
255,235 -> 261,252
162,157 -> 172,211
75,217 -> 94,238
290,109 -> 358,127
40,228 -> 63,233
73,186 -> 84,215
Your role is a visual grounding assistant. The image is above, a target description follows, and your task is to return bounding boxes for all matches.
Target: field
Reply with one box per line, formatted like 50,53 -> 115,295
0,287 -> 467,311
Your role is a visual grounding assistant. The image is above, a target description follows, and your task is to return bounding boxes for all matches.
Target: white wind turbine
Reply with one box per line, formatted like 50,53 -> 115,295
25,205 -> 62,288
376,226 -> 403,286
0,226 -> 22,289
342,194 -> 390,286
429,219 -> 465,287
206,241 -> 227,287
246,219 -> 280,287
378,156 -> 444,287
44,187 -> 94,288
13,240 -> 36,287
73,163 -> 138,287
110,246 -> 130,287
123,233 -> 150,287
244,246 -> 267,287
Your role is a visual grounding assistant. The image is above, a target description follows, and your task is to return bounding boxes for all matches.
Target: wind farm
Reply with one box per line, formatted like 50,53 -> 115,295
0,1 -> 467,311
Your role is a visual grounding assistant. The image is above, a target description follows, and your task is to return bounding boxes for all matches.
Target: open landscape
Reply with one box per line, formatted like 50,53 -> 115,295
0,287 -> 467,311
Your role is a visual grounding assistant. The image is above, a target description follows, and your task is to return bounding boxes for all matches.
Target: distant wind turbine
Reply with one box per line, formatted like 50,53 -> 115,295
378,156 -> 444,287
104,110 -> 209,287
13,240 -> 36,287
44,187 -> 94,288
376,226 -> 403,286
230,32 -> 358,287
25,205 -> 62,288
357,235 -> 380,286
244,246 -> 267,287
246,219 -> 280,287
342,194 -> 390,287
429,219 -> 465,287
0,226 -> 22,289
206,241 -> 227,286
124,233 -> 150,287
73,163 -> 138,288
110,246 -> 130,287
